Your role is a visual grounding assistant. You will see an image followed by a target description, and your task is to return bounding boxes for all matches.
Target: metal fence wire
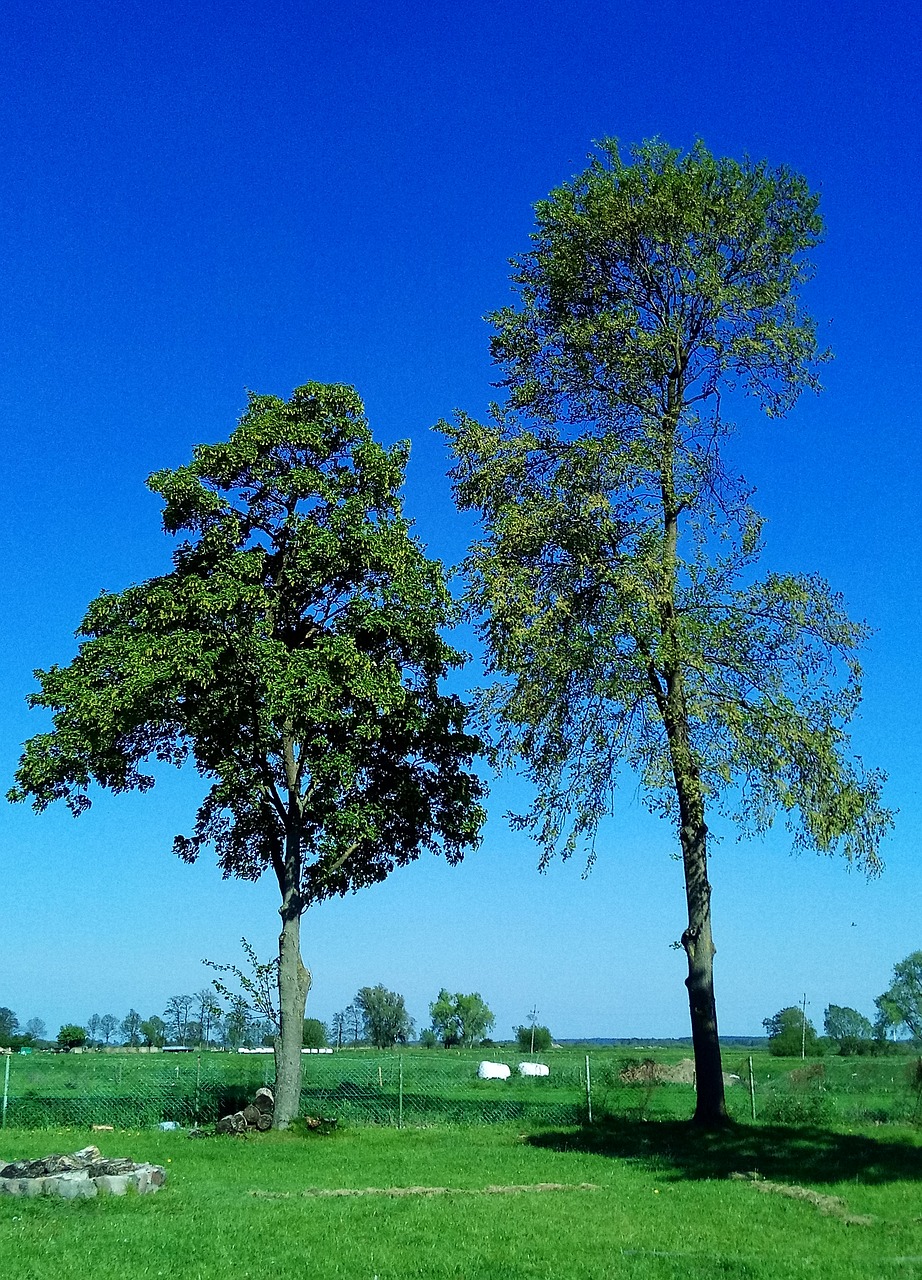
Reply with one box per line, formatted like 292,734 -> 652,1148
2,1049 -> 920,1130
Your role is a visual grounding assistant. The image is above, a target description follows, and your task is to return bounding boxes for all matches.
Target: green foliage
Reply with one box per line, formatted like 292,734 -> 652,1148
763,1006 -> 821,1057
824,1004 -> 873,1044
0,1007 -> 17,1047
302,1017 -> 328,1048
140,1016 -> 166,1048
121,1009 -> 142,1047
355,984 -> 414,1048
9,382 -> 486,1121
515,1024 -> 552,1053
56,1024 -> 87,1050
875,951 -> 922,1042
429,989 -> 495,1047
441,138 -> 890,873
418,1028 -> 438,1049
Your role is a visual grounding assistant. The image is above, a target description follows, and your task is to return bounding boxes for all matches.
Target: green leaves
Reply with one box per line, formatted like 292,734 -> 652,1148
443,139 -> 890,875
11,383 -> 487,907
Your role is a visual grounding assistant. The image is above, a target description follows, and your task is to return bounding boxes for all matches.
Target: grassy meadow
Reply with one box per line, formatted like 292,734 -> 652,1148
2,1119 -> 922,1279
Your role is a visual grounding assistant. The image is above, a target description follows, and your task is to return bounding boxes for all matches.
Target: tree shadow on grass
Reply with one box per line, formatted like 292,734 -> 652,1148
528,1117 -> 922,1186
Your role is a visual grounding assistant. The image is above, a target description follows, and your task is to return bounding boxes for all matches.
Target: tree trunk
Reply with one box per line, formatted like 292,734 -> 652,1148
677,794 -> 728,1127
273,880 -> 311,1130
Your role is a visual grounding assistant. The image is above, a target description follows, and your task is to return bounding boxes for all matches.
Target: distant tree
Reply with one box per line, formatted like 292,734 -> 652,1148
24,1017 -> 46,1043
764,1006 -> 820,1057
419,1028 -> 438,1049
9,384 -> 486,1128
442,139 -> 892,1126
428,990 -> 494,1047
302,1018 -> 328,1048
355,985 -> 414,1048
344,1003 -> 363,1047
0,1008 -> 17,1047
99,1014 -> 119,1046
86,1013 -> 101,1047
57,1024 -> 87,1050
824,1004 -> 873,1044
140,1016 -> 166,1048
121,1009 -> 142,1047
429,989 -> 462,1047
224,996 -> 254,1049
164,995 -> 194,1046
204,939 -> 280,1046
875,952 -> 922,1042
194,989 -> 223,1047
330,1010 -> 347,1049
515,1024 -> 552,1053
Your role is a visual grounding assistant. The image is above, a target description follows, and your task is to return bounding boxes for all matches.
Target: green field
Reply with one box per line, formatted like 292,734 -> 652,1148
2,1119 -> 922,1278
3,1045 -> 921,1131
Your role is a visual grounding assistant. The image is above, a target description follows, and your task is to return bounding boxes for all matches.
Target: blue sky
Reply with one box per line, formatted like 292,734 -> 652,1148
1,0 -> 920,1041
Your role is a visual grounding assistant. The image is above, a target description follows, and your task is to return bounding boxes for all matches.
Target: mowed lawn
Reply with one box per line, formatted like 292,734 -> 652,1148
2,1122 -> 922,1279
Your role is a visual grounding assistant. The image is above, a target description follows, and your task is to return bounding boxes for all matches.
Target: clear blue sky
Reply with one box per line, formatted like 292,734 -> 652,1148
1,0 -> 919,1042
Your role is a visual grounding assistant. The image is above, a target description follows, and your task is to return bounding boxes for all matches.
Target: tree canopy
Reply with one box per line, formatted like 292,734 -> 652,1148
429,989 -> 495,1047
10,382 -> 486,1124
823,1004 -> 873,1044
875,952 -> 922,1042
763,1006 -> 820,1057
355,984 -> 414,1048
442,138 -> 890,1125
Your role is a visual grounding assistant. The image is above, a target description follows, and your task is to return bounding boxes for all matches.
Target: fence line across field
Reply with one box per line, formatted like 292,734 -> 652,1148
1,1049 -> 919,1131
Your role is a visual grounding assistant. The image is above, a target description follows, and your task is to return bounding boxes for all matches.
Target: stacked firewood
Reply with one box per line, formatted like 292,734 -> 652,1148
215,1086 -> 274,1134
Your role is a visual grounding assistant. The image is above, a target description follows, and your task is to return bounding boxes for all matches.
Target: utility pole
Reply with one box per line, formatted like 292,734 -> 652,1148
528,1006 -> 539,1056
801,992 -> 808,1060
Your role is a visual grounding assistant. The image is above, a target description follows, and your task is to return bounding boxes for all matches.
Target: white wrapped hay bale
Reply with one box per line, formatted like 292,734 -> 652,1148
517,1062 -> 549,1077
477,1060 -> 511,1080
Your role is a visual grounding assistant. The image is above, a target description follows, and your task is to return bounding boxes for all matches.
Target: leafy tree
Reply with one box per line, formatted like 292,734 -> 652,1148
24,1017 -> 46,1043
875,952 -> 922,1042
515,1023 -> 552,1053
823,1004 -> 873,1044
302,1017 -> 328,1048
140,1015 -> 166,1048
419,1028 -> 438,1048
344,1003 -> 363,1047
164,995 -> 194,1046
99,1013 -> 119,1045
428,989 -> 494,1047
763,1006 -> 820,1057
9,383 -> 485,1127
57,1024 -> 87,1050
442,139 -> 891,1126
355,985 -> 414,1048
0,1008 -> 17,1047
121,1010 -> 142,1047
429,988 -> 462,1047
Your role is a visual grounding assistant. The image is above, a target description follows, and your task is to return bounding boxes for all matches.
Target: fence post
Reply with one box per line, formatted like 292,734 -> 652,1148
585,1053 -> 592,1124
398,1056 -> 404,1130
195,1052 -> 202,1122
748,1055 -> 756,1122
2,1053 -> 10,1129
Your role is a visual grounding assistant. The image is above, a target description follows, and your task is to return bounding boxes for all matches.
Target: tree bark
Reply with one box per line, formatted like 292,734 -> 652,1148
677,797 -> 728,1127
273,825 -> 311,1130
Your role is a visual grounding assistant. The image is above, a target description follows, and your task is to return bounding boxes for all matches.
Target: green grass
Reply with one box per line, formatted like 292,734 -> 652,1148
2,1120 -> 922,1278
4,1045 -> 920,1130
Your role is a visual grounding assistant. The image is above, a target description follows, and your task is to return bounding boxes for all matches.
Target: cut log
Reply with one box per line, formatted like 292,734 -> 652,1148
254,1088 -> 275,1114
255,1113 -> 272,1131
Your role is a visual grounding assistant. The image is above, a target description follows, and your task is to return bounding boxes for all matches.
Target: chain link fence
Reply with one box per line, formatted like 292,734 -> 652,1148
3,1049 -> 920,1131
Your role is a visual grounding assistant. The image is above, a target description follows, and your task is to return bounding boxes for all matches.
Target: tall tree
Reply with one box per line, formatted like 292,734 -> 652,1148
10,383 -> 485,1127
164,995 -> 195,1046
121,1009 -> 143,1047
443,140 -> 891,1126
355,984 -> 414,1048
0,1008 -> 17,1047
99,1013 -> 119,1046
140,1015 -> 166,1048
875,952 -> 922,1042
86,1013 -> 101,1047
24,1017 -> 46,1043
823,1004 -> 873,1044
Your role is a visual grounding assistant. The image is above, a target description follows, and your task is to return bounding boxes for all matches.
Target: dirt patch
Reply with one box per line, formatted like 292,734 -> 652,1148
729,1172 -> 874,1226
250,1182 -> 600,1200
